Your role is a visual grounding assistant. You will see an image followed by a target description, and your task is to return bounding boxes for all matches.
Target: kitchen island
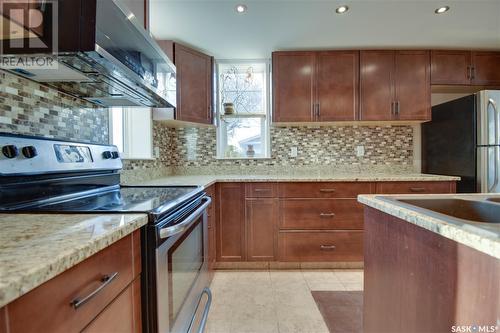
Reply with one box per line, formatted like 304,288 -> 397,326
358,194 -> 500,333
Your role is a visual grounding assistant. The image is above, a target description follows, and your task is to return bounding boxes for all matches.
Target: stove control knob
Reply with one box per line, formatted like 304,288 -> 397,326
102,151 -> 113,159
21,146 -> 38,159
111,151 -> 120,159
2,145 -> 19,159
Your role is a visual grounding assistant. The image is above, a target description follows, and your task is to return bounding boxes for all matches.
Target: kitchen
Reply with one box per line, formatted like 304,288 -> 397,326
0,1 -> 499,333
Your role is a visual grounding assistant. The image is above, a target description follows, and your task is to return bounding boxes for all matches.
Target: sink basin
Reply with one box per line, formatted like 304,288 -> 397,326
396,199 -> 500,224
486,197 -> 500,204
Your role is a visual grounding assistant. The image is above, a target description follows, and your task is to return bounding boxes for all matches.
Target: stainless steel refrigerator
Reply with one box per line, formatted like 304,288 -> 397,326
422,90 -> 500,193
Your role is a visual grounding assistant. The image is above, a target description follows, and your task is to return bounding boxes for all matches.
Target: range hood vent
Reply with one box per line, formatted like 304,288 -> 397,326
0,0 -> 176,108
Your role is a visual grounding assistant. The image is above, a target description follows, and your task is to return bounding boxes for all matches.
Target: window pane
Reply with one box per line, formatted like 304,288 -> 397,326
221,117 -> 265,158
110,107 -> 124,152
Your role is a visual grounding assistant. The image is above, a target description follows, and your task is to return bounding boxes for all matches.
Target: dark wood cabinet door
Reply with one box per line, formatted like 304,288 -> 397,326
360,51 -> 395,121
175,44 -> 213,124
217,183 -> 245,261
395,51 -> 431,121
272,51 -> 315,122
246,199 -> 278,261
472,51 -> 500,85
431,50 -> 471,85
316,51 -> 359,121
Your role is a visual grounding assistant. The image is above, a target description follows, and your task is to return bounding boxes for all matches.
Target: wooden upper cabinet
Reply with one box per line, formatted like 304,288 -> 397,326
360,50 -> 430,121
316,51 -> 359,121
431,50 -> 471,85
174,44 -> 213,124
472,51 -> 500,86
272,51 -> 315,122
245,198 -> 278,261
360,51 -> 395,121
395,51 -> 430,121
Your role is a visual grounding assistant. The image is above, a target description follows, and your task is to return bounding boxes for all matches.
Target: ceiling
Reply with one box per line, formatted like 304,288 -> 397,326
149,0 -> 500,59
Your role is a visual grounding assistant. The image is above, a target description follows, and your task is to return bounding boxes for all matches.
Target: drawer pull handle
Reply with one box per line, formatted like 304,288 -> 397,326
409,187 -> 426,192
254,188 -> 271,192
319,213 -> 335,218
70,272 -> 119,309
320,245 -> 336,250
319,189 -> 336,193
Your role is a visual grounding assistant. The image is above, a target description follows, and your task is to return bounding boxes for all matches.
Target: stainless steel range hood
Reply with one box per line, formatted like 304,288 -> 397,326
0,0 -> 176,108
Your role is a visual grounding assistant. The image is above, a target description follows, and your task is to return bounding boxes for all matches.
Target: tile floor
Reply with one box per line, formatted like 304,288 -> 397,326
205,269 -> 364,333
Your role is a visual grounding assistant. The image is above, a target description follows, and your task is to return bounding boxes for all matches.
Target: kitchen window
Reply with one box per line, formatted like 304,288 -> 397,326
109,107 -> 154,159
216,60 -> 271,159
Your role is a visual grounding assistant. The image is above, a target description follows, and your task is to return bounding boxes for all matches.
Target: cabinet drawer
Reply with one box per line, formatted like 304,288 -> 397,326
245,183 -> 277,198
280,199 -> 364,230
278,231 -> 363,262
278,182 -> 373,198
83,277 -> 141,333
6,232 -> 140,333
376,181 -> 455,194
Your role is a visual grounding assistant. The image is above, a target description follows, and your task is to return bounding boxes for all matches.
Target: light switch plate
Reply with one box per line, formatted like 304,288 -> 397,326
290,147 -> 298,157
356,145 -> 365,157
154,147 -> 160,158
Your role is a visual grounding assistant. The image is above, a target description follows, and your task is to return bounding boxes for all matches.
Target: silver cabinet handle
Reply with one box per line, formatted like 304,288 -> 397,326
471,66 -> 476,80
396,101 -> 400,115
319,188 -> 336,193
391,101 -> 395,116
409,187 -> 426,192
254,188 -> 271,192
160,197 -> 212,239
188,288 -> 212,333
467,66 -> 471,80
320,245 -> 336,250
319,213 -> 335,218
70,272 -> 118,309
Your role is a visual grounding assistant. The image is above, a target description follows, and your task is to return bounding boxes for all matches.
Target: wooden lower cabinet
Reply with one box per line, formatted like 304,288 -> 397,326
376,181 -> 456,194
83,277 -> 142,333
1,231 -> 142,333
246,198 -> 278,261
278,231 -> 363,262
217,183 -> 245,261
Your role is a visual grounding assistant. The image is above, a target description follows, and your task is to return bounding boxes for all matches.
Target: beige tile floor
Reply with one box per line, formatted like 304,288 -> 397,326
206,269 -> 364,333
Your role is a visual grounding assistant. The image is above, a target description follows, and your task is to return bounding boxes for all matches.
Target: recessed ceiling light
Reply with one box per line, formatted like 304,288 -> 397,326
335,5 -> 349,14
434,6 -> 450,14
235,4 -> 247,13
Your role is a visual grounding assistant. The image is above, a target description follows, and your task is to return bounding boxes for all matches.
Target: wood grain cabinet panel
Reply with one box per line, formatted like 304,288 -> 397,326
316,51 -> 359,121
174,44 -> 213,124
4,232 -> 140,333
245,183 -> 277,198
376,181 -> 456,194
395,51 -> 430,121
472,51 -> 500,86
280,199 -> 364,230
217,183 -> 246,261
431,50 -> 472,85
272,51 -> 316,122
279,231 -> 363,262
246,199 -> 278,261
82,278 -> 142,333
360,51 -> 395,121
278,182 -> 374,198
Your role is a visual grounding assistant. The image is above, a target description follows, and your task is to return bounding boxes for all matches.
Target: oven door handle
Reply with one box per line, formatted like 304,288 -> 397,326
188,288 -> 212,333
159,196 -> 211,239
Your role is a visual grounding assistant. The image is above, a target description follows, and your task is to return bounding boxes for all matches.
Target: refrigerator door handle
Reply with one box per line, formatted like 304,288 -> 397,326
488,98 -> 499,145
492,146 -> 500,193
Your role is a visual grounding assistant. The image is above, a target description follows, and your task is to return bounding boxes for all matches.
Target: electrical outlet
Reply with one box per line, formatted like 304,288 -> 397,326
290,146 -> 298,157
356,145 -> 365,157
154,147 -> 160,158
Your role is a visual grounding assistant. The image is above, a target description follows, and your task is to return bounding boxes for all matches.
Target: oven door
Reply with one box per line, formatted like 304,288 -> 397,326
155,196 -> 212,333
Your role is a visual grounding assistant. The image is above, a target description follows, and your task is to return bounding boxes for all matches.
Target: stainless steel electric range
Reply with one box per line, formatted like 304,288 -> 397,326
0,133 -> 212,333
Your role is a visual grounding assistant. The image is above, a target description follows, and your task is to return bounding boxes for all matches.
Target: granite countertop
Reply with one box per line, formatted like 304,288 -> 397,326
358,194 -> 500,259
127,173 -> 460,188
0,213 -> 148,308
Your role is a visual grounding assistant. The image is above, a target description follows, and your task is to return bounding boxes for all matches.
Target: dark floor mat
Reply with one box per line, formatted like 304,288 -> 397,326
312,291 -> 363,333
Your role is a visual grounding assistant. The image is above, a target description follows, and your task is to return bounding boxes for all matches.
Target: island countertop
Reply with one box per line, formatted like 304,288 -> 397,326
358,194 -> 500,259
0,213 -> 148,308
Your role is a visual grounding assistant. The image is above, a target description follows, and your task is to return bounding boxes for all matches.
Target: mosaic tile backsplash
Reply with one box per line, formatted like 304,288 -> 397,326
0,71 -> 108,144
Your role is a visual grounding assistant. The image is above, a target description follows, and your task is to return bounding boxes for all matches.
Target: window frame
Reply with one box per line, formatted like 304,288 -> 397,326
109,107 -> 155,160
215,59 -> 272,160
